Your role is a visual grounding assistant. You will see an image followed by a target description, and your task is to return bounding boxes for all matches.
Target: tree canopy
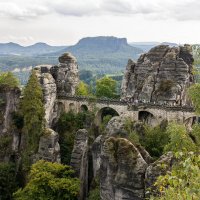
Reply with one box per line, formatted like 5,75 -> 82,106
95,76 -> 117,98
13,160 -> 80,200
188,83 -> 200,114
0,72 -> 19,89
21,70 -> 45,151
75,81 -> 89,96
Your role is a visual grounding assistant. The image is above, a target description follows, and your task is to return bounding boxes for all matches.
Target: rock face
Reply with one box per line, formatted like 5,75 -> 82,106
51,52 -> 79,95
91,135 -> 103,177
0,88 -> 21,161
105,115 -> 128,137
121,45 -> 194,106
70,129 -> 88,200
36,128 -> 61,163
34,65 -> 57,127
145,152 -> 174,197
100,137 -> 148,200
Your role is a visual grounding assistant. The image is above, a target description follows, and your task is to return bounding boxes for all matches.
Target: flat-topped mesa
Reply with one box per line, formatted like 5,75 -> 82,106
121,44 -> 194,106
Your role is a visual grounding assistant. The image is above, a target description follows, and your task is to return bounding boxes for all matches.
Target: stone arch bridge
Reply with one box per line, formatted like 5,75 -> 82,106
57,94 -> 197,126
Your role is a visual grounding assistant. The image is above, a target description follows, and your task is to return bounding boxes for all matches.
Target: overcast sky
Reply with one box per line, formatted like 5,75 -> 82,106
0,0 -> 200,46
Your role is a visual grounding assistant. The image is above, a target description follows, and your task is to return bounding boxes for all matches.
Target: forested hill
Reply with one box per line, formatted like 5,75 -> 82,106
0,42 -> 66,55
0,36 -> 143,75
46,36 -> 143,73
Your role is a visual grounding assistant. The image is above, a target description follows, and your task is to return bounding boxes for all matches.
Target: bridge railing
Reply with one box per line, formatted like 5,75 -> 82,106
57,94 -> 195,112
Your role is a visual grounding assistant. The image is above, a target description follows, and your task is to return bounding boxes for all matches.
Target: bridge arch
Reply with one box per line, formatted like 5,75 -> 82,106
138,110 -> 158,126
184,115 -> 199,128
69,103 -> 76,112
80,104 -> 88,112
95,107 -> 119,125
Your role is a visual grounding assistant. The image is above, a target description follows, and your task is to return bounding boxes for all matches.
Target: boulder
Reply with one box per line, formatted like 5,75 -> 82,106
100,137 -> 148,200
145,152 -> 174,197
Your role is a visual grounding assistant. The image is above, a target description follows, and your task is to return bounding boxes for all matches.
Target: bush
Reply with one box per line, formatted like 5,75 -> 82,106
0,72 -> 19,90
13,160 -> 80,200
164,123 -> 196,153
0,162 -> 18,200
56,111 -> 95,164
191,124 -> 200,147
88,177 -> 100,200
141,125 -> 169,158
158,80 -> 174,93
150,152 -> 200,200
125,119 -> 169,158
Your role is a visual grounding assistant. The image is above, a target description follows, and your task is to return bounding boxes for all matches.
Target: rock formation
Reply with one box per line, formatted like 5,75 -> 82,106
105,115 -> 128,137
35,128 -> 60,163
121,44 -> 194,106
100,137 -> 148,200
145,152 -> 174,197
70,129 -> 88,200
33,52 -> 79,163
34,65 -> 57,127
0,87 -> 21,162
34,52 -> 79,126
51,52 -> 79,95
91,135 -> 103,177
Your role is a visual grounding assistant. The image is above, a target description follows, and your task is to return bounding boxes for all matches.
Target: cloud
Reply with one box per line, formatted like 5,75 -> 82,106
49,0 -> 99,17
0,0 -> 200,21
0,2 -> 49,20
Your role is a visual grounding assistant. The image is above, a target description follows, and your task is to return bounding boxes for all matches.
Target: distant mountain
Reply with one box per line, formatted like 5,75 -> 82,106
129,42 -> 160,52
0,36 -> 144,83
161,42 -> 178,47
0,42 -> 66,55
46,36 -> 143,73
130,42 -> 178,52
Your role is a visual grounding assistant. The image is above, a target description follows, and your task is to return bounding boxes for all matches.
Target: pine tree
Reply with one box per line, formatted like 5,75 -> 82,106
21,70 -> 45,154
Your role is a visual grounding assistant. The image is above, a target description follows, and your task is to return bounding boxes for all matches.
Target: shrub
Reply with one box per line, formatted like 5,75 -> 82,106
158,80 -> 174,93
56,111 -> 95,164
150,152 -> 200,200
125,119 -> 169,158
13,160 -> 80,200
0,72 -> 19,90
164,123 -> 196,153
0,162 -> 18,200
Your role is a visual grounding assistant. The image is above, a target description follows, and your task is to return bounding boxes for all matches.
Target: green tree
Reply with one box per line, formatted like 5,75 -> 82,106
0,163 -> 18,200
20,71 -> 45,169
151,152 -> 200,200
188,83 -> 200,114
95,76 -> 117,98
75,81 -> 89,96
0,72 -> 19,89
164,123 -> 196,153
13,160 -> 80,200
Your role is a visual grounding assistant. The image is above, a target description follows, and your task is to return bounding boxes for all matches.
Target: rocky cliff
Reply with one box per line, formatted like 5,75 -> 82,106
0,87 -> 21,162
121,44 -> 194,106
50,52 -> 79,95
33,52 -> 79,162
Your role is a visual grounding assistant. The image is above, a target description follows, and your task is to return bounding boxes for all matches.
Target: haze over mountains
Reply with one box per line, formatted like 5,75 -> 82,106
0,42 -> 66,55
0,36 -> 181,84
0,36 -> 144,73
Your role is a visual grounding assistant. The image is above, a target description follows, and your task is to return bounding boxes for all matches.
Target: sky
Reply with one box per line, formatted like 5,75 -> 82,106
0,0 -> 200,46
